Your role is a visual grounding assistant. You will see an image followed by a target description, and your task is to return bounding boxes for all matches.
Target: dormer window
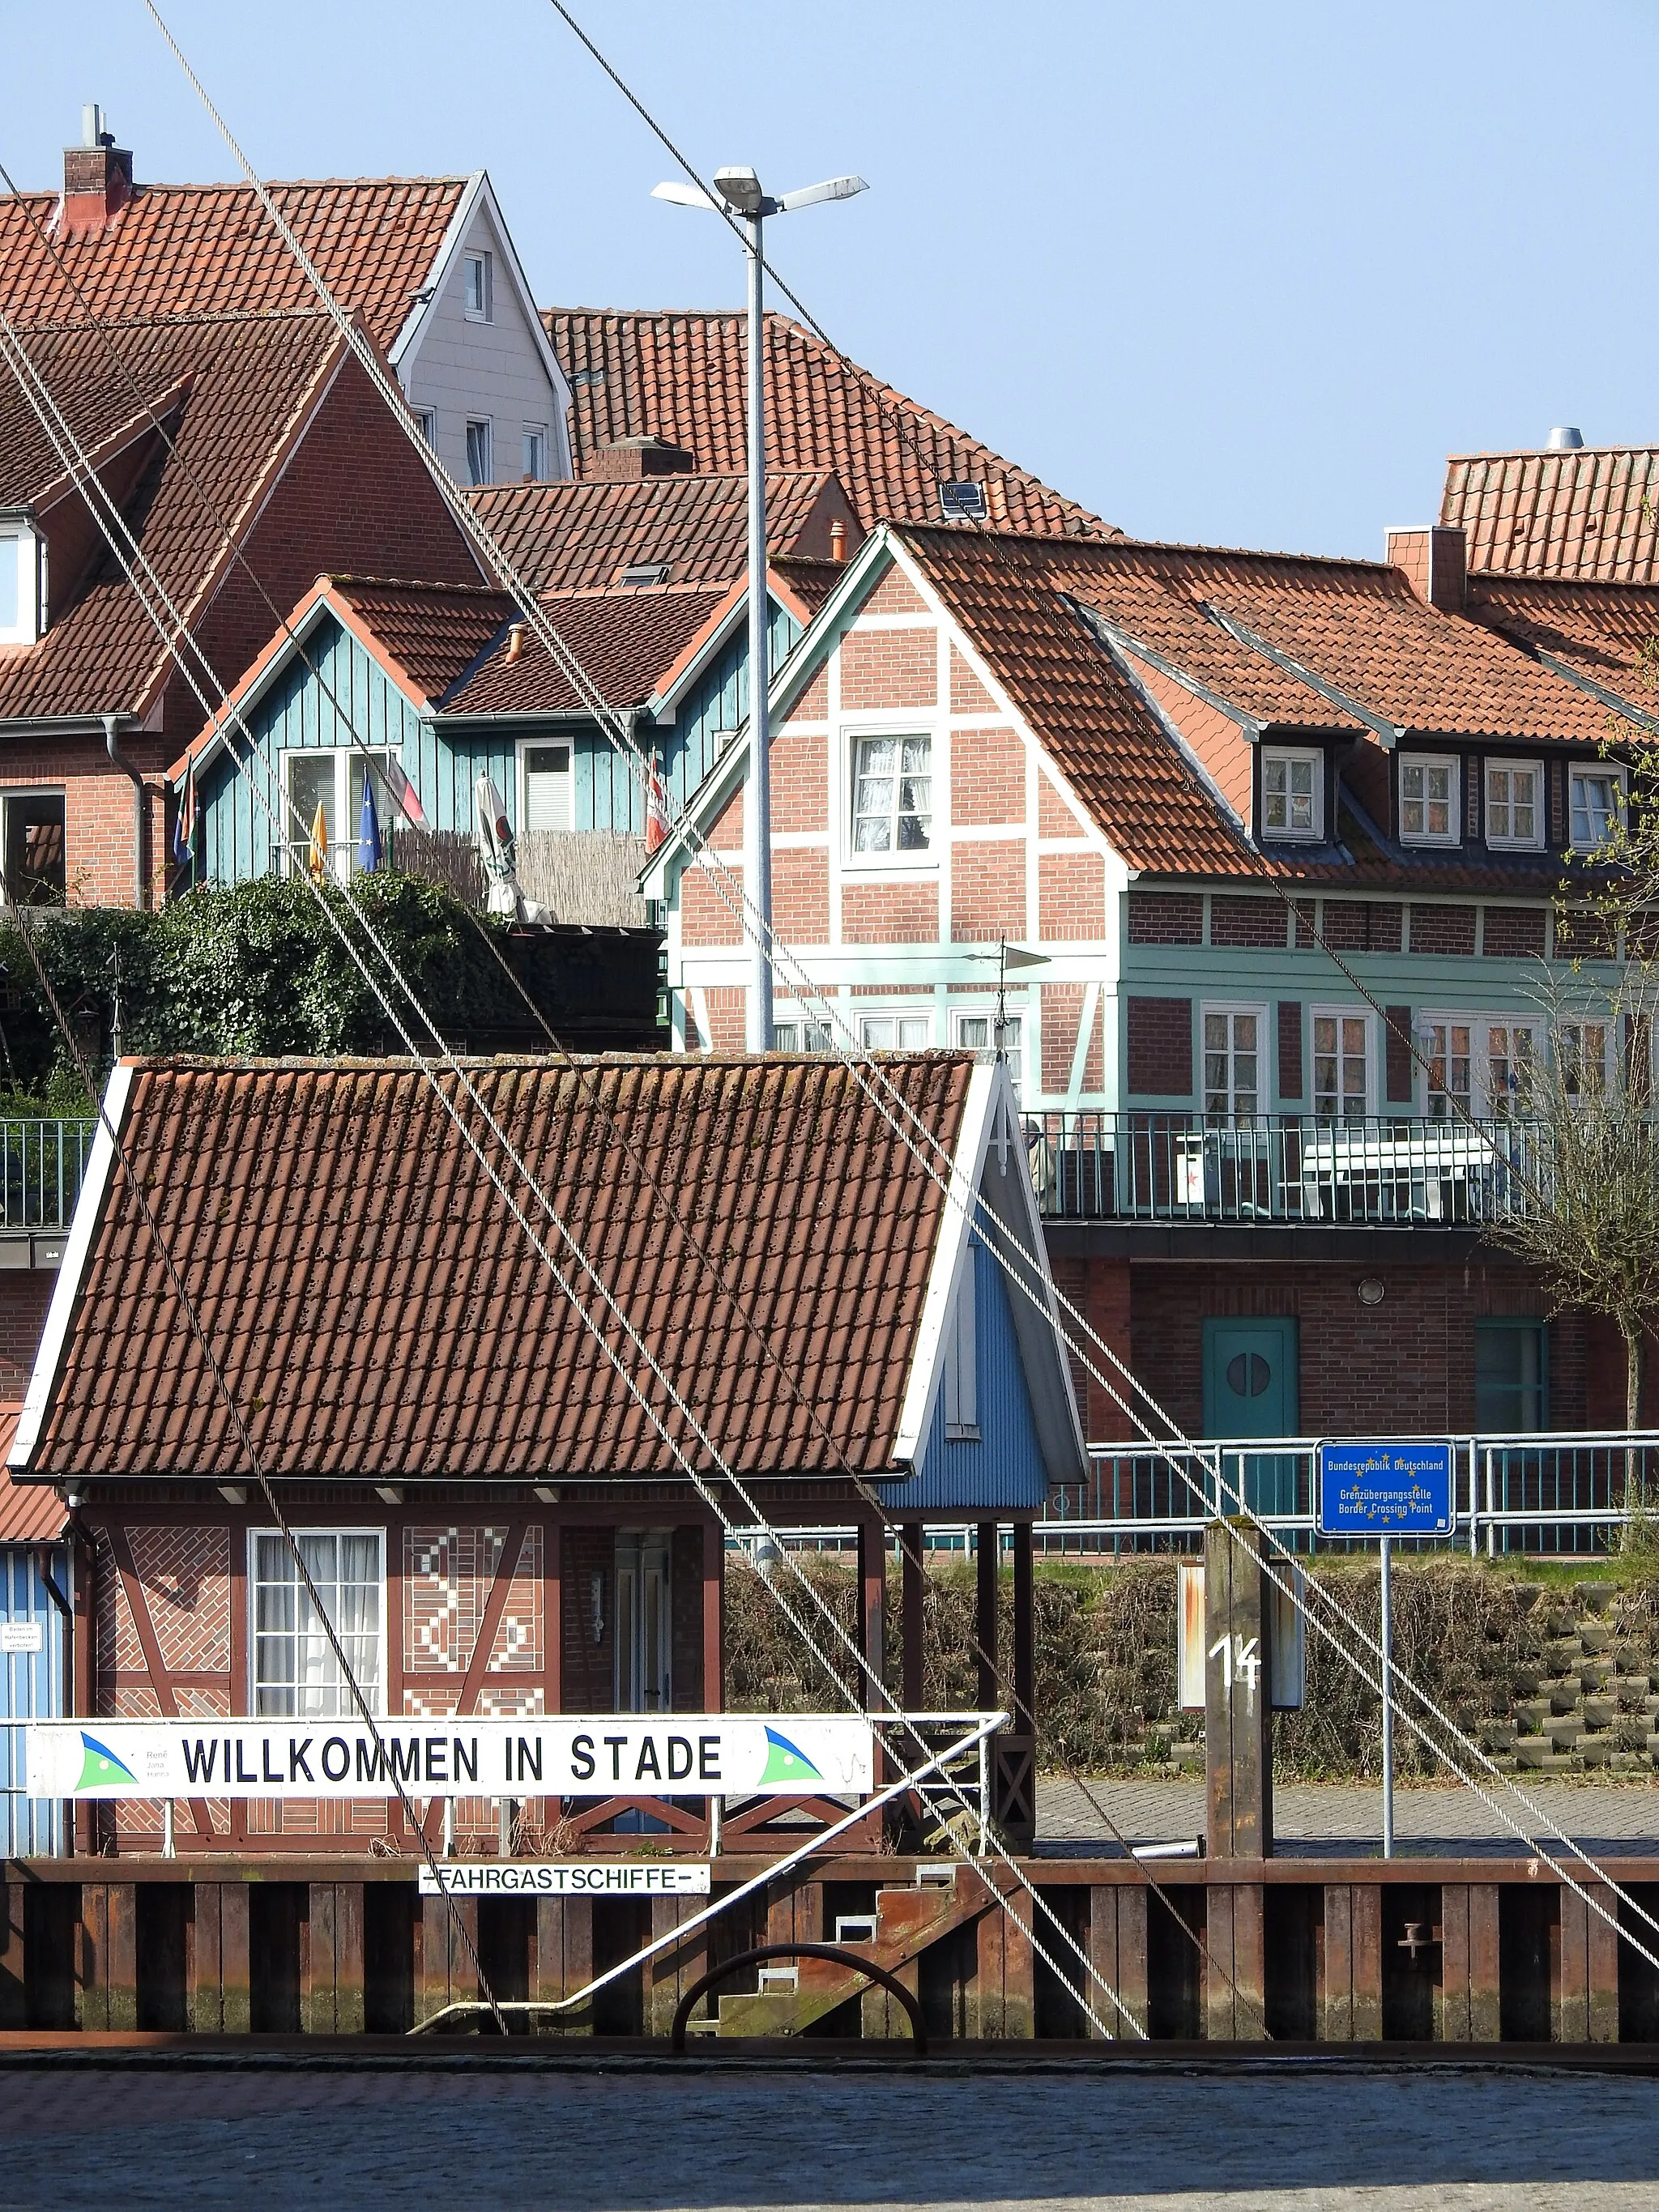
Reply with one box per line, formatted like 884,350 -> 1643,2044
1260,747 -> 1322,841
0,522 -> 41,646
1570,765 -> 1625,852
1400,754 -> 1458,846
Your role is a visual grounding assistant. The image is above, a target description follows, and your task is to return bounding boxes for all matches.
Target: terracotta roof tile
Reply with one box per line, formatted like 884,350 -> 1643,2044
0,178 -> 467,350
468,470 -> 844,597
1465,573 -> 1659,709
328,576 -> 513,707
0,1408 -> 62,1541
444,585 -> 731,716
1440,447 -> 1659,584
546,308 -> 1116,539
19,1054 -> 972,1483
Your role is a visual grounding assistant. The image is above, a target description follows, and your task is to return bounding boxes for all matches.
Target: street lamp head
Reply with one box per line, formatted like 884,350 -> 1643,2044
650,180 -> 719,211
712,165 -> 766,215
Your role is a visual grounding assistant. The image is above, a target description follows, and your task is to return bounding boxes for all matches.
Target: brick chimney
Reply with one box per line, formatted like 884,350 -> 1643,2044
60,104 -> 133,238
1386,523 -> 1465,614
586,435 -> 694,483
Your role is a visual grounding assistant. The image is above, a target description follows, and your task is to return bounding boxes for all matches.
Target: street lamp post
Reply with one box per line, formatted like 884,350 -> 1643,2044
654,165 -> 866,1051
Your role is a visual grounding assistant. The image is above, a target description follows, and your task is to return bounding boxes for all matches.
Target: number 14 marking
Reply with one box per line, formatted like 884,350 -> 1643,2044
1209,1633 -> 1260,1697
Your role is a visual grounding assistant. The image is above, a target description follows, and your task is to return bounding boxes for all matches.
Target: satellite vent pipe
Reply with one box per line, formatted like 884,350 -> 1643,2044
103,714 -> 145,910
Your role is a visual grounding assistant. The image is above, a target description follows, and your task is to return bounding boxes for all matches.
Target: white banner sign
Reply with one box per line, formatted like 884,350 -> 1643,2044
417,1860 -> 711,1897
25,1714 -> 872,1802
0,1622 -> 43,1656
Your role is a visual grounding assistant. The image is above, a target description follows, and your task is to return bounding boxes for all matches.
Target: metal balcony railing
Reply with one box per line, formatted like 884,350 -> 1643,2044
0,1120 -> 96,1233
1040,1431 -> 1659,1558
1028,1111 -> 1550,1225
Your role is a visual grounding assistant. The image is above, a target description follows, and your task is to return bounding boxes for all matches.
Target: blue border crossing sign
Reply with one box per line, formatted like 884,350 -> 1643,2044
1316,1438 -> 1455,1539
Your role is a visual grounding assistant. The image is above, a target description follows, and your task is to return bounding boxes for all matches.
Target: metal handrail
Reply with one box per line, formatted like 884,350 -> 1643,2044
1027,1110 -> 1550,1225
0,1119 -> 96,1232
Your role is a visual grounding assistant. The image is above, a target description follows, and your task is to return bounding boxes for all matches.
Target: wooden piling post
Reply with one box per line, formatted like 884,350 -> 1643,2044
107,1883 -> 137,2033
220,1882 -> 250,2036
191,1883 -> 222,2034
1204,1522 -> 1273,1860
1206,1882 -> 1266,2042
0,1880 -> 23,2030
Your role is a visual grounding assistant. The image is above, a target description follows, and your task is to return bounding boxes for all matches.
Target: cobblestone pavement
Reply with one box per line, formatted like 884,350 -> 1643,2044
0,2060 -> 1653,2209
1036,1779 -> 1659,1856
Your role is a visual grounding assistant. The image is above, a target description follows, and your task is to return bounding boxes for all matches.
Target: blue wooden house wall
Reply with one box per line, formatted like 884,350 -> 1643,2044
878,1234 -> 1051,1514
197,599 -> 804,878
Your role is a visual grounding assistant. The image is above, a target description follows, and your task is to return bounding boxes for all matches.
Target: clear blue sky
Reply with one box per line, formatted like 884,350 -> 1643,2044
6,2 -> 1657,558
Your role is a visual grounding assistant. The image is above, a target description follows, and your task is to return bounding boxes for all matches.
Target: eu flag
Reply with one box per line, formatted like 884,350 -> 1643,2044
358,770 -> 382,874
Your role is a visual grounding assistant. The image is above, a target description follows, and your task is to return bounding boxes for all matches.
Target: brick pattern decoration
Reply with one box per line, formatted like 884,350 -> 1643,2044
95,1524 -> 232,1690
1128,892 -> 1203,946
842,880 -> 939,944
950,842 -> 1026,942
1321,901 -> 1403,953
772,848 -> 830,943
681,863 -> 743,947
838,628 -> 936,712
1038,851 -> 1107,941
950,645 -> 996,714
0,1274 -> 52,1393
1384,1004 -> 1414,1105
1410,904 -> 1478,957
1482,906 -> 1547,959
1277,1001 -> 1303,1102
770,726 -> 829,833
1210,897 -> 1287,949
950,727 -> 1025,825
402,1525 -> 543,1687
864,565 -> 928,616
1126,997 -> 1192,1097
1131,1258 -> 1591,1439
1042,982 -> 1086,1095
1037,774 -> 1085,839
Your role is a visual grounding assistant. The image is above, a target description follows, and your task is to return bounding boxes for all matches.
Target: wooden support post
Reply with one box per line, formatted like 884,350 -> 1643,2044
973,1892 -> 1035,2039
856,1520 -> 885,1711
900,1524 -> 925,1713
221,1883 -> 250,2035
419,1894 -> 452,2027
1012,1524 -> 1034,1737
702,1522 -> 724,1714
306,1882 -> 337,2034
1588,1885 -> 1620,2045
107,1883 -> 137,2034
1204,1521 -> 1273,1860
534,1896 -> 592,2036
0,1880 -> 23,2031
78,1884 -> 108,2031
1439,1883 -> 1470,2042
1086,1885 -> 1148,2040
1321,1883 -> 1380,2039
1469,1882 -> 1500,2042
1555,1878 -> 1618,2044
1206,1883 -> 1265,2042
334,1884 -> 365,2037
647,1893 -> 709,2039
975,1523 -> 998,1712
191,1884 -> 222,2035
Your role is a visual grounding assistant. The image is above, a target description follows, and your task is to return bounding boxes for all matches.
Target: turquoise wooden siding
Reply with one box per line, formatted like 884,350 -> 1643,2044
194,593 -> 803,876
878,1234 -> 1050,1513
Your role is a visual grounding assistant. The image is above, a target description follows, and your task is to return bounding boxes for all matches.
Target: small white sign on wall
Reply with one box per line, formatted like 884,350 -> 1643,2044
0,1621 -> 43,1656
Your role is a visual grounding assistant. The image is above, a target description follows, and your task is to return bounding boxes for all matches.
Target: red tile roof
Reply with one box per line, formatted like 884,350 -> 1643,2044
1465,573 -> 1659,714
443,584 -> 731,716
468,469 -> 850,597
546,308 -> 1116,540
0,178 -> 467,351
17,1054 -> 973,1483
0,1408 -> 62,1541
0,311 -> 345,721
328,576 -> 513,708
1440,447 -> 1659,584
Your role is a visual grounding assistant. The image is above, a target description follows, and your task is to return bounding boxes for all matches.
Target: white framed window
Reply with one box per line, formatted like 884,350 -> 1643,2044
859,1011 -> 932,1051
1400,754 -> 1459,845
1569,765 -> 1625,851
953,1009 -> 1025,1102
1418,1013 -> 1542,1119
1260,747 -> 1322,840
1311,1007 -> 1372,1120
943,1243 -> 979,1440
1421,1017 -> 1473,1120
1558,1021 -> 1612,1102
1485,759 -> 1542,850
1486,1021 -> 1537,1116
0,525 -> 41,645
851,731 -> 932,856
522,424 -> 548,481
518,740 -> 572,834
1201,1003 -> 1267,1121
412,407 -> 436,450
774,1016 -> 834,1053
1,789 -> 65,906
251,1529 -> 384,1719
464,418 -> 493,487
284,748 -> 403,879
463,250 -> 493,322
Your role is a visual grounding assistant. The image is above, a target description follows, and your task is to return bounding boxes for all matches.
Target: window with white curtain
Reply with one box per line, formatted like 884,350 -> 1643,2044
1201,1005 -> 1265,1121
1400,756 -> 1458,845
253,1531 -> 383,1718
1260,748 -> 1322,840
953,1010 -> 1024,1102
1312,1009 -> 1371,1120
1485,761 -> 1542,850
851,733 -> 932,854
859,1012 -> 932,1051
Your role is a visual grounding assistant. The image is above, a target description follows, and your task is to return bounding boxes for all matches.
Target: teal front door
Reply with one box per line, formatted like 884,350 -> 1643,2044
1202,1318 -> 1300,1517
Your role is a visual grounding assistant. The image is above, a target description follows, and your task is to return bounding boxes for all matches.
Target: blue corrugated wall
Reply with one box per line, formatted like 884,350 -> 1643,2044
878,1235 -> 1051,1513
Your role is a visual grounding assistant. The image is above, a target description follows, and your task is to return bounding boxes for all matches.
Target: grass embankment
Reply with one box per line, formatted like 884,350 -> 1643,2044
723,1552 -> 1659,1780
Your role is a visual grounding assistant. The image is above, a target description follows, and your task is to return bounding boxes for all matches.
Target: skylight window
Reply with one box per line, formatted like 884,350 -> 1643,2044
617,561 -> 672,587
940,481 -> 987,522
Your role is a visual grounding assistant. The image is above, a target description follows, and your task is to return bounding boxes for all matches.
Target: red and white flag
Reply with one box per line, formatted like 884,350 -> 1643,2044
382,754 -> 428,830
646,765 -> 670,855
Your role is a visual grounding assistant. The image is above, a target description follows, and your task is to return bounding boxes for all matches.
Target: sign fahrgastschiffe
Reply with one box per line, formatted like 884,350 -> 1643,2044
26,1715 -> 872,1801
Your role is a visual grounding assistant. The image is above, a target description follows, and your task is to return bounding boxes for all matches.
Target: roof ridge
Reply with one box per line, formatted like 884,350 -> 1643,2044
328,573 -> 511,597
1448,445 -> 1659,462
895,521 -> 1395,573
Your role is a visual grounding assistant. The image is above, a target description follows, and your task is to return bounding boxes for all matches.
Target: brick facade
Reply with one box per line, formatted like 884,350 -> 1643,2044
0,1273 -> 53,1394
950,841 -> 1026,942
838,628 -> 936,712
842,880 -> 938,944
1210,896 -> 1287,949
1482,906 -> 1547,959
1037,851 -> 1107,941
770,725 -> 829,834
1321,901 -> 1403,954
950,727 -> 1024,826
1410,903 -> 1478,957
949,644 -> 996,714
1128,891 -> 1203,947
1126,995 -> 1192,1096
